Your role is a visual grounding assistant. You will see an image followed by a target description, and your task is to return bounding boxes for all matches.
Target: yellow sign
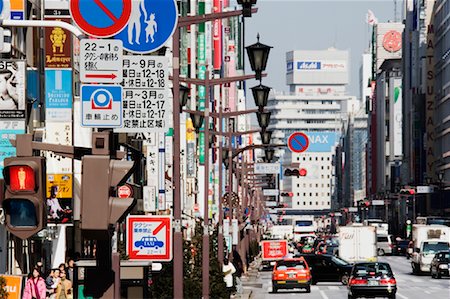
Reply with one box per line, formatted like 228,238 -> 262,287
186,118 -> 195,141
47,174 -> 73,198
10,0 -> 24,10
1,275 -> 23,299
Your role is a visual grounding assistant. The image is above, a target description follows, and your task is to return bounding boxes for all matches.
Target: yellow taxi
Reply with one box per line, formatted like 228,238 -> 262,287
272,257 -> 311,293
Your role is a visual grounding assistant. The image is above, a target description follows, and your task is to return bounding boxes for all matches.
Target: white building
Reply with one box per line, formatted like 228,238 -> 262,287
267,48 -> 353,211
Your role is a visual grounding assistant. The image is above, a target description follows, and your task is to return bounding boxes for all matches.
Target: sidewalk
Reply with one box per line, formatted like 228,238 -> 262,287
236,257 -> 262,299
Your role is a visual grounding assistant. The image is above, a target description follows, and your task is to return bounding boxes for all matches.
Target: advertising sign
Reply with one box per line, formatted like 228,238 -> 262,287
127,215 -> 172,261
292,60 -> 347,72
114,56 -> 171,133
0,275 -> 22,299
45,69 -> 72,122
44,122 -> 72,174
261,240 -> 288,260
254,163 -> 280,174
46,174 -> 73,224
0,122 -> 25,179
0,60 -> 26,119
390,78 -> 403,157
45,18 -> 72,68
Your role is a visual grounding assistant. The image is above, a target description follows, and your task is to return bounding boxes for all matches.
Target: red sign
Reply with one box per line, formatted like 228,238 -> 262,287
70,0 -> 132,38
213,0 -> 222,70
288,132 -> 309,153
118,184 -> 133,198
6,165 -> 36,192
261,240 -> 288,260
382,30 -> 402,53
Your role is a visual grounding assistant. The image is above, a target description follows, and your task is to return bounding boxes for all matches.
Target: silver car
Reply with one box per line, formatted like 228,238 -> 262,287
377,235 -> 393,256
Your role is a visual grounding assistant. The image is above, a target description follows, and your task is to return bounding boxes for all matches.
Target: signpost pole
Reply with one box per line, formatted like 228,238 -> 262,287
202,70 -> 210,299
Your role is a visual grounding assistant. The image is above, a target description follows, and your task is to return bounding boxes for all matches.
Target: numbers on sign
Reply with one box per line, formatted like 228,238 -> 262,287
143,69 -> 153,78
158,79 -> 165,88
155,69 -> 165,78
84,42 -> 97,51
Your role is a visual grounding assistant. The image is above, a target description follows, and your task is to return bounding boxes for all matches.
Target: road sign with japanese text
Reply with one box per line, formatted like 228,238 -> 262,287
114,56 -> 171,133
127,215 -> 172,261
81,84 -> 122,127
80,39 -> 123,83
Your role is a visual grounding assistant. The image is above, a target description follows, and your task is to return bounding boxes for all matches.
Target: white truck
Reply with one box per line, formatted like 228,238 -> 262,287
411,224 -> 450,274
338,225 -> 377,263
267,225 -> 294,240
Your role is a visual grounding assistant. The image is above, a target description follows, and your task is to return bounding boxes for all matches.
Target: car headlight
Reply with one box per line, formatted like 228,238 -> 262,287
438,264 -> 449,269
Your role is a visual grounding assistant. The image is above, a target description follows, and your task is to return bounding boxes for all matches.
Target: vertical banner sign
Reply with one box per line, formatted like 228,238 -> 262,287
198,1 -> 206,164
0,60 -> 26,119
232,218 -> 238,245
426,23 -> 435,179
45,18 -> 72,68
44,123 -> 73,174
145,134 -> 158,212
115,56 -> 171,132
46,174 -> 73,224
390,78 -> 402,156
186,118 -> 196,178
213,0 -> 222,71
45,69 -> 73,122
165,129 -> 173,210
0,121 -> 25,179
158,132 -> 166,211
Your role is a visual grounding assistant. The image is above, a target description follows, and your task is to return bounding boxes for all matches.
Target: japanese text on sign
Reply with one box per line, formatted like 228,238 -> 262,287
115,56 -> 171,133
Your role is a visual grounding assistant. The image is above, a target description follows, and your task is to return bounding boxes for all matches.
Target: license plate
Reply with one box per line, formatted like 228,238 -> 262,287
288,273 -> 295,278
278,281 -> 286,284
368,280 -> 379,286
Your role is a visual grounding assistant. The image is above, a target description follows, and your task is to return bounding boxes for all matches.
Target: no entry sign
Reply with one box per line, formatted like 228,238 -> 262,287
70,0 -> 132,38
288,132 -> 309,153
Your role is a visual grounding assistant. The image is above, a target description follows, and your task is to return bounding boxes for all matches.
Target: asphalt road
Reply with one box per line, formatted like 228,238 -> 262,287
242,256 -> 450,299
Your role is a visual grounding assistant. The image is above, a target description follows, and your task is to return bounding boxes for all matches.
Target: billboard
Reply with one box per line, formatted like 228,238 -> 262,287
389,78 -> 402,157
45,17 -> 72,68
46,174 -> 73,224
261,240 -> 288,260
45,69 -> 73,122
0,60 -> 26,119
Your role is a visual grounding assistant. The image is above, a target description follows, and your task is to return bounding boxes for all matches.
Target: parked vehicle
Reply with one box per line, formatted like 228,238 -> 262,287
347,262 -> 396,299
338,225 -> 377,263
272,257 -> 311,293
300,254 -> 353,285
376,234 -> 394,256
430,251 -> 450,279
411,224 -> 450,274
392,240 -> 410,256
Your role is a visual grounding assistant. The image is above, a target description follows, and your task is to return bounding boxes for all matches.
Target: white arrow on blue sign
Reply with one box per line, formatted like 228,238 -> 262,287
115,0 -> 178,54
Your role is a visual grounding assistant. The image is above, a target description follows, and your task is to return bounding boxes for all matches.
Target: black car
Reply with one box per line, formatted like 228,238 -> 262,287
347,262 -> 396,299
393,240 -> 409,256
300,254 -> 353,285
430,251 -> 450,279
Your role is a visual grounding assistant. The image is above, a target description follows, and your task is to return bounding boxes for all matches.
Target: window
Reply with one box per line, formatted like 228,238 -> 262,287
310,193 -> 312,196
327,157 -> 330,161
303,202 -> 306,206
316,193 -> 318,196
316,201 -> 318,205
327,202 -> 330,205
321,166 -> 324,170
297,157 -> 300,161
303,183 -> 307,187
309,184 -> 312,187
316,184 -> 319,187
297,201 -> 300,206
303,157 -> 306,161
327,193 -> 330,196
297,184 -> 300,187
297,193 -> 300,196
315,157 -> 318,161
309,157 -> 312,161
309,201 -> 312,205
322,201 -> 324,205
321,157 -> 324,161
303,193 -> 306,196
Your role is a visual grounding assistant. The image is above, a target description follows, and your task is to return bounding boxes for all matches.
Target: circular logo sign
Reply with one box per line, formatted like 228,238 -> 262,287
70,0 -> 132,38
382,30 -> 402,53
118,184 -> 133,198
288,132 -> 309,153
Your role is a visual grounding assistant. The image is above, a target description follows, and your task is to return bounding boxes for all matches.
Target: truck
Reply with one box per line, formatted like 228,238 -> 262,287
338,225 -> 377,263
411,224 -> 450,274
292,215 -> 317,242
267,224 -> 294,240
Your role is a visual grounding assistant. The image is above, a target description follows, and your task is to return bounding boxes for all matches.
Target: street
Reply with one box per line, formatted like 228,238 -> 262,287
243,256 -> 450,299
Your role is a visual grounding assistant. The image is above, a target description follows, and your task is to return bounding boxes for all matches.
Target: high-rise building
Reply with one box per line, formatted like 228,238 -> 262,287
267,48 -> 353,211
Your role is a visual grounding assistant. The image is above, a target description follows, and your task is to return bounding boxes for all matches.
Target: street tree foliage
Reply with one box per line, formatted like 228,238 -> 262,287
150,221 -> 228,298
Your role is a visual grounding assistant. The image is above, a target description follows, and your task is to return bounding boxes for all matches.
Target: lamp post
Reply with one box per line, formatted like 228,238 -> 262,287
238,0 -> 258,17
246,34 -> 273,81
172,7 -> 259,299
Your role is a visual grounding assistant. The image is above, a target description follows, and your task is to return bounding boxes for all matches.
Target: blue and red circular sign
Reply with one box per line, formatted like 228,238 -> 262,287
70,0 -> 132,38
288,132 -> 309,153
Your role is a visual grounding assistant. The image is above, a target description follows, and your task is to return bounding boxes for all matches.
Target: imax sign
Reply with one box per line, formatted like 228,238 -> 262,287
297,61 -> 321,70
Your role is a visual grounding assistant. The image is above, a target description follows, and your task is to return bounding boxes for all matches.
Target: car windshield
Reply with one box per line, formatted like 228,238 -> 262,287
276,260 -> 306,270
423,242 -> 449,255
295,220 -> 313,227
331,256 -> 349,266
352,263 -> 393,277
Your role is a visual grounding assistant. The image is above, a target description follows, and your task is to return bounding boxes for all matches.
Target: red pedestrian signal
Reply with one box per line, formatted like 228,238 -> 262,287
299,168 -> 307,176
1,157 -> 46,239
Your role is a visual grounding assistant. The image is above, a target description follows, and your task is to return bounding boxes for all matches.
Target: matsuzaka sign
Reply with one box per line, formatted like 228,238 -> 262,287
261,240 -> 288,260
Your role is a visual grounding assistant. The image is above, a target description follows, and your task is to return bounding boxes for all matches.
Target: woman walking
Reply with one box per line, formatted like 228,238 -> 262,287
22,267 -> 46,299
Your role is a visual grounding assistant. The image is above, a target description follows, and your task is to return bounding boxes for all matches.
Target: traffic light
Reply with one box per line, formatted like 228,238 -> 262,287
284,168 -> 307,177
1,156 -> 46,239
80,155 -> 135,240
400,188 -> 415,195
280,192 -> 293,197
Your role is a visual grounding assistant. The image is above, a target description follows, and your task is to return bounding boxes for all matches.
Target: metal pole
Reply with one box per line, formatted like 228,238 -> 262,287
172,27 -> 184,299
202,70 -> 210,299
412,194 -> 416,223
218,101 -> 224,264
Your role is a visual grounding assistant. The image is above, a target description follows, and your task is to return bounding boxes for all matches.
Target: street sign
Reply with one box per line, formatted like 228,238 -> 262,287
118,184 -> 133,198
114,0 -> 178,54
114,56 -> 171,133
127,215 -> 172,261
288,132 -> 309,153
348,207 -> 358,212
70,0 -> 132,38
263,189 -> 279,196
254,163 -> 280,174
372,200 -> 385,206
81,84 -> 122,127
80,39 -> 123,83
416,185 -> 434,194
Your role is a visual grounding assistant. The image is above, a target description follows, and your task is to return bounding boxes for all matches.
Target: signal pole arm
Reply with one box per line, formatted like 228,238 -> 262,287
0,19 -> 86,40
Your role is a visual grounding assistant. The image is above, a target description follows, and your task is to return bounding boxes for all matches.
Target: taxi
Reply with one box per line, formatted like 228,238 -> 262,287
272,257 -> 311,293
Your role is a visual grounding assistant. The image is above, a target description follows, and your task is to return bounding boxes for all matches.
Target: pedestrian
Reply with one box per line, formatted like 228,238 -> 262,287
55,269 -> 72,299
22,267 -> 46,299
232,249 -> 244,296
66,258 -> 74,282
223,258 -> 236,298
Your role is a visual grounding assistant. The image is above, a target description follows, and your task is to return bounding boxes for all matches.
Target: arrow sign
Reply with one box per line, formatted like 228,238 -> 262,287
85,73 -> 118,80
127,215 -> 172,261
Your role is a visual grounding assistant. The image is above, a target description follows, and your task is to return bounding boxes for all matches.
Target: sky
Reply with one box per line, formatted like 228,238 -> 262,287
241,0 -> 398,98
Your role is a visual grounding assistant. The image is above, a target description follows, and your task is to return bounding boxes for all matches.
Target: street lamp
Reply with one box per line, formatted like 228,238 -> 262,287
179,85 -> 190,110
265,148 -> 275,162
251,84 -> 271,111
246,34 -> 272,81
190,113 -> 204,134
260,130 -> 273,145
238,0 -> 257,17
257,111 -> 271,131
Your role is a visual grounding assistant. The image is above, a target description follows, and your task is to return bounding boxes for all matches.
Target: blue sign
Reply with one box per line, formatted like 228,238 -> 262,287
81,84 -> 122,127
45,70 -> 73,122
115,0 -> 178,54
0,1 -> 3,16
286,61 -> 294,73
297,61 -> 321,70
27,69 -> 39,108
0,128 -> 25,179
288,132 -> 309,153
304,132 -> 337,152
